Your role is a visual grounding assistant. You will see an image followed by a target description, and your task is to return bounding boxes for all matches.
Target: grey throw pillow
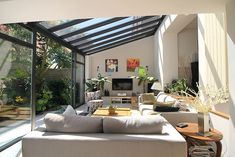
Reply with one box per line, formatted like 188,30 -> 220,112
103,115 -> 165,134
44,113 -> 103,133
63,105 -> 77,116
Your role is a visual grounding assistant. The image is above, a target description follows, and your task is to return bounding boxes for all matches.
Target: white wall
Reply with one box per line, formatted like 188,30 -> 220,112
178,19 -> 198,84
198,13 -> 229,156
226,0 -> 235,156
153,14 -> 197,87
197,13 -> 229,113
0,0 -> 228,24
87,36 -> 154,95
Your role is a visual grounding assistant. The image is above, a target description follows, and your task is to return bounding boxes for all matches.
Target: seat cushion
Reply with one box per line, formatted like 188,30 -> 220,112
103,115 -> 165,134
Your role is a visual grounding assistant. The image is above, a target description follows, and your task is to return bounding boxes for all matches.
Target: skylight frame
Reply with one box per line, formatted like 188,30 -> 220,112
36,15 -> 165,55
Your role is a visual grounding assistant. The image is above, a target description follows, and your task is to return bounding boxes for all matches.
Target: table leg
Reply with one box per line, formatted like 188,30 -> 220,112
186,137 -> 192,157
216,141 -> 222,157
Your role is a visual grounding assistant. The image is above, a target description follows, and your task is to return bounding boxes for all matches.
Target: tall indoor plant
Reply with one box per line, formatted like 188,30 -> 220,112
130,66 -> 157,93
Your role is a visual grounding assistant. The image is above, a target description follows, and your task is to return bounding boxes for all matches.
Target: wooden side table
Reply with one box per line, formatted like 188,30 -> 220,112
176,123 -> 223,157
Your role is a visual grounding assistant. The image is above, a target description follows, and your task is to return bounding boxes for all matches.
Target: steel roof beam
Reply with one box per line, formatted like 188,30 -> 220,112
80,25 -> 156,51
84,31 -> 154,54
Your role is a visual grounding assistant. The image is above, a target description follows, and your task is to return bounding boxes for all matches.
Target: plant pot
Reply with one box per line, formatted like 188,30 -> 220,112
198,112 -> 210,136
108,107 -> 116,114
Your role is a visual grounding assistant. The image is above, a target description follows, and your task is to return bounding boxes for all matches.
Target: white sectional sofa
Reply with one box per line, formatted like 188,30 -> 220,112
22,110 -> 187,157
22,101 -> 190,157
138,92 -> 198,126
22,122 -> 186,157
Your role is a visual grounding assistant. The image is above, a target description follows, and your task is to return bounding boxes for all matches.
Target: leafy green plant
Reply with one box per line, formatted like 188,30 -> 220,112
85,80 -> 97,92
1,68 -> 30,105
0,82 -> 4,100
130,66 -> 157,93
47,79 -> 72,106
36,84 -> 53,112
165,79 -> 189,94
86,73 -> 111,92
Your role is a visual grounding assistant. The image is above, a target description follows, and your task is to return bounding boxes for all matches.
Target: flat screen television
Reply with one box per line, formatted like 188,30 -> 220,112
112,78 -> 133,90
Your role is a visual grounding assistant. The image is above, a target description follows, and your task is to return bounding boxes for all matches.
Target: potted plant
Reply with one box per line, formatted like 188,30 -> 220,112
86,73 -> 111,94
165,79 -> 189,95
130,66 -> 157,93
108,104 -> 116,114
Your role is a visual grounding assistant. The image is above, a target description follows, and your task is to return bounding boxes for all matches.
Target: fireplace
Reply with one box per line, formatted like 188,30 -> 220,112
112,78 -> 133,90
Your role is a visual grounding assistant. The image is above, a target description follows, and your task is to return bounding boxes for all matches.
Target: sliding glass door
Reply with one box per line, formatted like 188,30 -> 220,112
0,24 -> 32,150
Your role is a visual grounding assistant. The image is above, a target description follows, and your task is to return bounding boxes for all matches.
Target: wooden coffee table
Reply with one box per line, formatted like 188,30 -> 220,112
92,108 -> 131,116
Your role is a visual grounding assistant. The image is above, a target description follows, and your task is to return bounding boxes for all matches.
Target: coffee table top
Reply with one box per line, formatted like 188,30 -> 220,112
92,108 -> 131,116
176,123 -> 223,142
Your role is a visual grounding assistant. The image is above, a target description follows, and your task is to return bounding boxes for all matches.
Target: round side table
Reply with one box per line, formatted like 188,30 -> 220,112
176,123 -> 223,157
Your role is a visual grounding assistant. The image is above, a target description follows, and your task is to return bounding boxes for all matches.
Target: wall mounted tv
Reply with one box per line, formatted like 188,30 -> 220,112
112,78 -> 133,90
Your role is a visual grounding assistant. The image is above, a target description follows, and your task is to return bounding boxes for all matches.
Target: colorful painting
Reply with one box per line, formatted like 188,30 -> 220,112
127,58 -> 140,72
105,59 -> 118,72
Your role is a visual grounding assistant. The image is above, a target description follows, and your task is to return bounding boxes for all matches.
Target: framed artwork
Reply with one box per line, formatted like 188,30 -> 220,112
127,58 -> 140,72
105,59 -> 118,72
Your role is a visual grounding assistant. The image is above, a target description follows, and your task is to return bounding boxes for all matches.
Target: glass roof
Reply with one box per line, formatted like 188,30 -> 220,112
75,18 -> 159,49
38,15 -> 165,55
54,18 -> 110,37
83,28 -> 154,52
65,17 -> 134,42
40,20 -> 71,29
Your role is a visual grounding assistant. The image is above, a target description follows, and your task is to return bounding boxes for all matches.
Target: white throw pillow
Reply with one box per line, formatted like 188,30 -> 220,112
63,105 -> 77,116
103,115 -> 165,134
156,92 -> 176,102
44,113 -> 103,133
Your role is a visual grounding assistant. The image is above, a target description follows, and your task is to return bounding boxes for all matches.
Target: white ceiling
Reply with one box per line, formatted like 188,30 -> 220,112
0,0 -> 228,24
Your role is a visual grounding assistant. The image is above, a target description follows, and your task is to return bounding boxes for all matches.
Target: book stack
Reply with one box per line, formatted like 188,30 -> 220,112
189,146 -> 215,157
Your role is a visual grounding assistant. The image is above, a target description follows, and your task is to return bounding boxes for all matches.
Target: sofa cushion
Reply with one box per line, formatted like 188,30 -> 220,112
63,105 -> 77,116
156,92 -> 176,102
95,90 -> 101,99
44,113 -> 103,133
155,101 -> 175,107
141,93 -> 156,104
103,115 -> 165,134
154,106 -> 180,112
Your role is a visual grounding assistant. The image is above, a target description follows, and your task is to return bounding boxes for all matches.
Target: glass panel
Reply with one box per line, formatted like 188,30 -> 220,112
84,29 -> 154,52
75,64 -> 84,106
77,54 -> 84,63
79,22 -> 158,49
73,16 -> 158,46
0,24 -> 33,43
54,18 -> 110,37
36,33 -> 72,114
0,39 -> 31,149
90,16 -> 157,40
40,20 -> 71,29
65,17 -> 134,42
